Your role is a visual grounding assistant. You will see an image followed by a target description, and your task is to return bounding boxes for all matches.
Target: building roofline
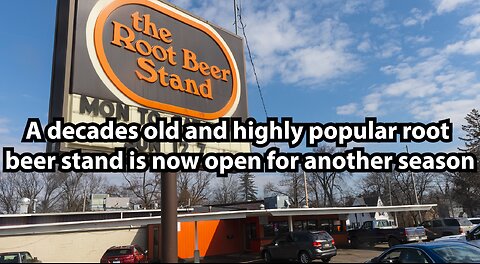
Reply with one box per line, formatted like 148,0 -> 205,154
0,204 -> 436,237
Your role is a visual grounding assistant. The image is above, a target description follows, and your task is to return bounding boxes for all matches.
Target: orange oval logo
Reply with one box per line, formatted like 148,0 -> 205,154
91,0 -> 240,120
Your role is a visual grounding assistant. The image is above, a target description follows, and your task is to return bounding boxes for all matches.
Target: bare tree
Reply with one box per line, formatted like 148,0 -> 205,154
60,172 -> 106,212
122,172 -> 161,209
38,172 -> 64,213
263,172 -> 305,208
361,171 -> 434,226
177,171 -> 213,206
0,173 -> 19,213
309,144 -> 348,207
14,173 -> 43,206
212,177 -> 240,204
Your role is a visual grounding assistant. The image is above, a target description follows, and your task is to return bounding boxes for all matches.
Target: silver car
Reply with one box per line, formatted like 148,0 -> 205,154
422,218 -> 474,240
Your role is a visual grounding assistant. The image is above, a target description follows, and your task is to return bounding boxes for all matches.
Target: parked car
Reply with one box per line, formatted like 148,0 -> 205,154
347,220 -> 427,248
468,217 -> 480,225
421,218 -> 474,240
435,223 -> 480,247
0,252 -> 40,263
366,241 -> 480,263
100,245 -> 148,263
261,230 -> 337,263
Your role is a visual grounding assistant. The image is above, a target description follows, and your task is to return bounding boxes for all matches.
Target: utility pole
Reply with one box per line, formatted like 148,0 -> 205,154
405,145 -> 423,223
303,171 -> 309,208
390,165 -> 398,226
82,188 -> 87,212
233,0 -> 238,34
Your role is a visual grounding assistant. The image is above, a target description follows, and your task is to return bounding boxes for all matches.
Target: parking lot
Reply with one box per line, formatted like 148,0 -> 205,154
197,245 -> 388,263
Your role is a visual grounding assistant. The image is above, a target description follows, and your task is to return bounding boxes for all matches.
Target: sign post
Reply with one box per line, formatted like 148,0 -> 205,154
161,171 -> 177,262
48,0 -> 249,261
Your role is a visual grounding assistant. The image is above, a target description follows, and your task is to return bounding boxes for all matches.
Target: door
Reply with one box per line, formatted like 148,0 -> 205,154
244,222 -> 257,251
269,234 -> 288,260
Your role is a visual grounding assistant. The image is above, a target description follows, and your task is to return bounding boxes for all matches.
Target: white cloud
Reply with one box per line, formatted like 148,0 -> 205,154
357,34 -> 372,52
418,47 -> 436,57
461,14 -> 480,37
337,103 -> 358,115
376,42 -> 402,58
434,0 -> 475,14
370,14 -> 398,30
174,1 -> 363,87
403,8 -> 433,27
362,92 -> 382,114
384,78 -> 438,98
406,35 -> 432,45
411,95 -> 480,125
0,118 -> 10,134
445,38 -> 480,55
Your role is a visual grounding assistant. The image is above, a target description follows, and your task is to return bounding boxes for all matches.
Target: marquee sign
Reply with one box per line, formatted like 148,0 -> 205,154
48,0 -> 249,154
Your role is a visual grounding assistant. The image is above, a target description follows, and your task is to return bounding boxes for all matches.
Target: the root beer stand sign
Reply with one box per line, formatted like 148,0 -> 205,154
48,0 -> 249,154
48,0 -> 248,262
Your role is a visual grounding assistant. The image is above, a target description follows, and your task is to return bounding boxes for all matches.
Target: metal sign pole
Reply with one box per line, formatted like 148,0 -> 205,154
161,171 -> 178,262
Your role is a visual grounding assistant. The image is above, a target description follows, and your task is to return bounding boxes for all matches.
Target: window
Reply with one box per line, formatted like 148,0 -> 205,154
376,220 -> 391,228
444,219 -> 460,226
380,249 -> 402,263
398,249 -> 430,263
432,244 -> 480,263
433,220 -> 443,227
380,249 -> 431,264
104,249 -> 132,257
294,220 -> 319,231
274,233 -> 293,245
313,231 -> 333,241
293,232 -> 312,242
263,221 -> 289,238
472,226 -> 480,239
457,218 -> 473,226
363,222 -> 373,229
422,221 -> 432,228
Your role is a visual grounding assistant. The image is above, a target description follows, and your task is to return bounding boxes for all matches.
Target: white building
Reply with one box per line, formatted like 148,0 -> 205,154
346,196 -> 395,230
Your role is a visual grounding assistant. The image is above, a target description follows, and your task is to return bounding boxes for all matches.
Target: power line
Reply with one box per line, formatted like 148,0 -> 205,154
236,2 -> 269,119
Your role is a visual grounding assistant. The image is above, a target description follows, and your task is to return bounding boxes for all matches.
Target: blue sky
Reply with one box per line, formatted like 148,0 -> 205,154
1,0 -> 479,191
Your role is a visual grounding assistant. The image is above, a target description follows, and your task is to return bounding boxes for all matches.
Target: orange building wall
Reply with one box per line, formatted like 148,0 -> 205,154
148,219 -> 244,260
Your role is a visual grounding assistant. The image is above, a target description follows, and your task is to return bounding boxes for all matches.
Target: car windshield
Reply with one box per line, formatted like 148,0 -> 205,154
457,218 -> 473,226
432,244 -> 480,263
104,249 -> 132,257
376,220 -> 391,227
470,219 -> 480,225
0,254 -> 19,264
313,231 -> 332,241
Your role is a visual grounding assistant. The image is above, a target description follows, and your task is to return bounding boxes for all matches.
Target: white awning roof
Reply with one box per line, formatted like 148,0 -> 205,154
0,204 -> 436,236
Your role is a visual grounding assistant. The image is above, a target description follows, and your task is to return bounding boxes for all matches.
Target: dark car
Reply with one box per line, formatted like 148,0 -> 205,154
100,245 -> 148,263
261,230 -> 336,263
0,252 -> 40,263
366,241 -> 480,263
348,220 -> 427,248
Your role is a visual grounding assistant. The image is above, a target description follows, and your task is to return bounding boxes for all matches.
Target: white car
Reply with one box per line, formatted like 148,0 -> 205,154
468,218 -> 480,225
435,224 -> 480,247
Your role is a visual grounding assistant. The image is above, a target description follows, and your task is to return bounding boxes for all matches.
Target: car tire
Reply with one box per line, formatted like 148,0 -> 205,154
298,251 -> 311,263
322,257 -> 332,263
262,251 -> 272,263
388,237 -> 400,248
350,237 -> 359,248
